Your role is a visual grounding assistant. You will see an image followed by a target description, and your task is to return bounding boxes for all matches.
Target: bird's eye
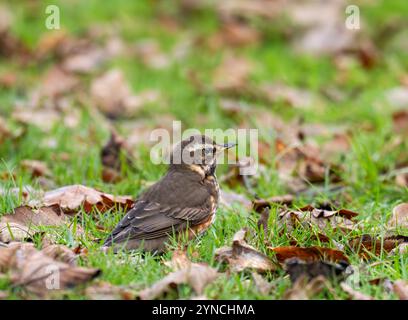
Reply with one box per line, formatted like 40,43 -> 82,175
204,147 -> 213,155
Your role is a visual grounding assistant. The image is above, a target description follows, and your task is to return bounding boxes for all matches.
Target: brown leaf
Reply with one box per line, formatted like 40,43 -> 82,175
396,172 -> 408,188
100,131 -> 135,183
21,160 -> 52,178
388,203 -> 408,229
41,244 -> 78,266
0,206 -> 67,242
393,280 -> 408,300
139,255 -> 219,300
219,190 -> 251,211
38,66 -> 79,98
340,282 -> 374,300
163,249 -> 192,271
12,108 -> 60,132
392,109 -> 408,135
260,82 -> 313,109
285,258 -> 349,283
252,272 -> 273,295
212,55 -> 253,93
257,208 -> 270,236
91,69 -> 159,118
0,242 -> 100,297
252,195 -> 294,213
349,235 -> 408,258
38,185 -> 133,214
134,39 -> 171,69
283,275 -> 327,300
85,281 -> 135,300
62,47 -> 106,74
278,205 -> 357,235
208,20 -> 260,49
269,246 -> 349,264
215,229 -> 278,273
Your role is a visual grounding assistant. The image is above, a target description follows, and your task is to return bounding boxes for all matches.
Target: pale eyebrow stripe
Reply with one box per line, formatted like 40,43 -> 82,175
185,143 -> 214,152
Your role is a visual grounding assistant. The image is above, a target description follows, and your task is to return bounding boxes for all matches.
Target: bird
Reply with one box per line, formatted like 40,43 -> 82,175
103,134 -> 236,253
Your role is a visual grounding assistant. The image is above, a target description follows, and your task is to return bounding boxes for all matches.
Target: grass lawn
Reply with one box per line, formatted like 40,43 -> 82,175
0,0 -> 407,299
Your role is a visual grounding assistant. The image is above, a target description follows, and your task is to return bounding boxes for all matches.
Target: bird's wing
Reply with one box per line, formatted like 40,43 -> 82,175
104,170 -> 214,245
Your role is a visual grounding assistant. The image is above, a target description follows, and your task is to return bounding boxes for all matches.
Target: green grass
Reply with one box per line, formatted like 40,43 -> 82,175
0,0 -> 407,299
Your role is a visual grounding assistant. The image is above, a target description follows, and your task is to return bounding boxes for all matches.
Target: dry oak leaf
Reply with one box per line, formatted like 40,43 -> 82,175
388,203 -> 408,229
215,229 -> 278,273
0,242 -> 100,296
269,246 -> 349,264
21,159 -> 52,178
41,244 -> 78,266
91,69 -> 159,118
212,55 -> 253,93
85,281 -> 136,300
285,258 -> 349,283
392,110 -> 408,135
278,205 -> 358,234
393,280 -> 408,300
252,272 -> 273,295
348,234 -> 408,258
0,206 -> 67,243
12,108 -> 60,132
139,254 -> 219,300
340,282 -> 374,300
163,249 -> 192,271
252,195 -> 294,213
219,189 -> 251,211
283,275 -> 327,300
38,184 -> 133,214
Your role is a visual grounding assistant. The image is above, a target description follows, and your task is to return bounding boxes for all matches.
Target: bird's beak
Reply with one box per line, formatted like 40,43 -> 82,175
223,142 -> 237,149
216,142 -> 237,153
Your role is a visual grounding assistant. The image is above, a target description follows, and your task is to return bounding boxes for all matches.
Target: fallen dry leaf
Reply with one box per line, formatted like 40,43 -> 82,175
393,280 -> 408,300
62,47 -> 106,74
139,253 -> 219,300
257,208 -> 270,236
21,160 -> 52,178
252,195 -> 294,213
0,206 -> 67,242
212,55 -> 253,94
278,205 -> 358,235
41,244 -> 78,266
12,108 -> 60,132
85,281 -> 135,300
0,242 -> 100,297
269,246 -> 349,264
252,272 -> 273,295
208,20 -> 260,49
37,184 -> 133,214
392,109 -> 408,135
91,69 -> 159,118
285,258 -> 349,283
219,189 -> 251,211
388,203 -> 408,229
388,89 -> 408,109
37,66 -> 79,98
349,234 -> 408,258
340,282 -> 374,300
100,131 -> 135,183
215,229 -> 278,273
163,249 -> 193,271
396,172 -> 408,188
260,82 -> 313,109
283,275 -> 327,300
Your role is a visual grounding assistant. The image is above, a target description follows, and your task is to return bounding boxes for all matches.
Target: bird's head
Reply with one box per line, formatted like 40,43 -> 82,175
170,134 -> 236,177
